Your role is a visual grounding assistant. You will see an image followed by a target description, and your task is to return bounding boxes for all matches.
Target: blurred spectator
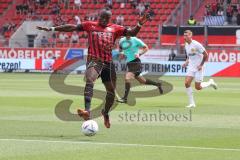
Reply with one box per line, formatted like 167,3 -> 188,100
237,11 -> 240,25
59,32 -> 68,44
205,3 -> 212,16
168,48 -> 176,61
216,0 -> 224,3
39,0 -> 47,7
216,3 -> 220,12
16,5 -> 23,14
217,8 -> 224,16
64,0 -> 69,9
105,0 -> 112,9
1,23 -> 9,35
2,21 -> 16,33
74,15 -> 81,25
211,2 -> 217,16
41,36 -> 49,48
9,22 -> 16,31
116,14 -> 124,25
51,4 -> 60,14
146,8 -> 156,21
136,3 -> 145,16
218,3 -> 224,13
71,31 -> 79,44
74,0 -> 82,10
22,4 -> 29,14
144,2 -> 150,10
187,15 -> 197,25
49,33 -> 56,47
227,0 -> 231,4
28,5 -> 35,15
120,2 -> 125,9
226,5 -> 233,24
106,0 -> 112,7
116,0 -> 127,2
130,0 -> 138,9
232,11 -> 237,24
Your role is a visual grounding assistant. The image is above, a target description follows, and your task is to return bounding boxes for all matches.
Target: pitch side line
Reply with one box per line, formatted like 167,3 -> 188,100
0,138 -> 239,152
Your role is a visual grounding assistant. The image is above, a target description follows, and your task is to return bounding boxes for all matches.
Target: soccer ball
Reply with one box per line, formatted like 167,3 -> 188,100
81,120 -> 99,136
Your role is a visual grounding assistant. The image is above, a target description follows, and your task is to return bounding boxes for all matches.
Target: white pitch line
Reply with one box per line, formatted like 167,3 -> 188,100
0,138 -> 239,152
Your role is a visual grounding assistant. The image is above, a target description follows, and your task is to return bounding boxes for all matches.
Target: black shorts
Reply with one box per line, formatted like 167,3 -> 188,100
127,58 -> 142,77
86,60 -> 116,83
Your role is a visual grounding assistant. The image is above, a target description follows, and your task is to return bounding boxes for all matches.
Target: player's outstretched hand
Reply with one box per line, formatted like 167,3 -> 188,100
36,26 -> 51,32
138,12 -> 150,25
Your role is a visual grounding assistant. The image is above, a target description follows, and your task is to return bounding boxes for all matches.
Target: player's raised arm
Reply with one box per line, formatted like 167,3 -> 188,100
125,12 -> 150,36
36,24 -> 80,32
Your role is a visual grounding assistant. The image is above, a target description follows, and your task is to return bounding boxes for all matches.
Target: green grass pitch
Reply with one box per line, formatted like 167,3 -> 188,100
0,73 -> 239,160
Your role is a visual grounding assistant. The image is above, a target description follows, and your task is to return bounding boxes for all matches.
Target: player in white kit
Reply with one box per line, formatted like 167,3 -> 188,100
182,30 -> 217,108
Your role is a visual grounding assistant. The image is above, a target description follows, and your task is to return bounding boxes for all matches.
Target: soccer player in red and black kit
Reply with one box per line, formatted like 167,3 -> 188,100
37,8 -> 150,128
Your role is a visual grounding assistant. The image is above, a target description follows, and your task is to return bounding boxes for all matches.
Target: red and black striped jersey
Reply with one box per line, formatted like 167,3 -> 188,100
77,21 -> 126,62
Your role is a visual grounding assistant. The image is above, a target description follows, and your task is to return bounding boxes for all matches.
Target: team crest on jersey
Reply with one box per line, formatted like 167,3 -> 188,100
92,32 -> 113,39
106,27 -> 113,32
191,48 -> 196,52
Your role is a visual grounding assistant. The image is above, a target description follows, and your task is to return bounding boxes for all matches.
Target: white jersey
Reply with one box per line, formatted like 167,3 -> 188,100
185,40 -> 206,72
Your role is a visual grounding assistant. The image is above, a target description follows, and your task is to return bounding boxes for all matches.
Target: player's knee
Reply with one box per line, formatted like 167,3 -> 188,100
195,85 -> 202,90
86,76 -> 95,83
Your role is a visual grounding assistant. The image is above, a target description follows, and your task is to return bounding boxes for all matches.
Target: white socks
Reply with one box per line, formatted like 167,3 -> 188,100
186,87 -> 195,105
200,80 -> 211,89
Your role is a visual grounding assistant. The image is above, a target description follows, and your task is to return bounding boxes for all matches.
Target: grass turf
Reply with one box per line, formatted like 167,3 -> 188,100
0,73 -> 239,160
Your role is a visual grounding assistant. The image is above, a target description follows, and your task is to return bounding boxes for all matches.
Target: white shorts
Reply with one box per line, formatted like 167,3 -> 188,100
186,69 -> 204,83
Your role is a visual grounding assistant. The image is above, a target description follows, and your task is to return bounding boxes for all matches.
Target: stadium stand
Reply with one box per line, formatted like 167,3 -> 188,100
0,0 -> 181,48
160,0 -> 240,47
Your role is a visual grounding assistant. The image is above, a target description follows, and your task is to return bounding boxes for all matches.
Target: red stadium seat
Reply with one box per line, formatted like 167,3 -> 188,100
160,15 -> 168,22
113,3 -> 120,9
52,0 -> 58,3
0,8 -> 4,14
160,0 -> 167,3
0,0 -> 180,49
169,3 -> 176,9
165,9 -> 172,15
159,9 -> 165,15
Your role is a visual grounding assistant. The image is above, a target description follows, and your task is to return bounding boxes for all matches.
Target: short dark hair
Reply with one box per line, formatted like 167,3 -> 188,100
100,8 -> 112,16
184,30 -> 193,36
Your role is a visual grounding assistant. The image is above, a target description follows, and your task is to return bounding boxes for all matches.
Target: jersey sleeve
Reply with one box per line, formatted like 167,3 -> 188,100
114,25 -> 127,38
135,38 -> 146,47
195,41 -> 206,54
76,21 -> 92,32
